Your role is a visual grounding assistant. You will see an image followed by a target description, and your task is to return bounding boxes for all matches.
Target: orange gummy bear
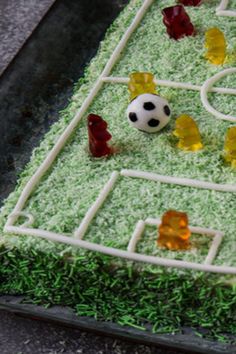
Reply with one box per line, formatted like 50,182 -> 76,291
128,72 -> 157,100
158,210 -> 191,250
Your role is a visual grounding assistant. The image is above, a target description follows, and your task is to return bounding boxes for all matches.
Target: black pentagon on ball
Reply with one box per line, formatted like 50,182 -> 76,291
148,118 -> 160,127
129,112 -> 138,122
164,105 -> 171,116
143,101 -> 156,110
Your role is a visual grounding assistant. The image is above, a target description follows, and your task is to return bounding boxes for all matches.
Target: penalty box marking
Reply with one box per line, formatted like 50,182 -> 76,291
73,168 -> 232,273
5,169 -> 236,274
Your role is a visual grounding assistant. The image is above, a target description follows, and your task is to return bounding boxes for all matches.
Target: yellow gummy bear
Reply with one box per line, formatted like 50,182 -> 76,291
204,27 -> 226,65
158,210 -> 191,251
128,72 -> 157,100
173,114 -> 203,152
224,126 -> 236,168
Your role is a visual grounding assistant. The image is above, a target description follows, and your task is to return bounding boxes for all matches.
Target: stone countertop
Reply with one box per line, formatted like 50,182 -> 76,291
0,0 -> 55,75
0,310 -> 185,354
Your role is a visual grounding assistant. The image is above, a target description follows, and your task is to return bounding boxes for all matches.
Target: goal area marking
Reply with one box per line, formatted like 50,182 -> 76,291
128,218 -> 224,267
3,0 -> 236,274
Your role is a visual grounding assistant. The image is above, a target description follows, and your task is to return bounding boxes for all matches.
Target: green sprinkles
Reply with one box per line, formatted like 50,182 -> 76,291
0,247 -> 235,341
0,0 -> 236,342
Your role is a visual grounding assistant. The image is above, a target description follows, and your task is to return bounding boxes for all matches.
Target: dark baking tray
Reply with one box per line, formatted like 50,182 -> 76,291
0,1 -> 235,353
0,296 -> 235,354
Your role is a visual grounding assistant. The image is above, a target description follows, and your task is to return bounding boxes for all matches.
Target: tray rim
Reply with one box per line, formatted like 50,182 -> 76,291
0,296 -> 235,354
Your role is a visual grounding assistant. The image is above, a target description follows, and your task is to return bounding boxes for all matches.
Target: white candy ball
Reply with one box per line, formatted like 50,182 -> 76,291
126,93 -> 171,133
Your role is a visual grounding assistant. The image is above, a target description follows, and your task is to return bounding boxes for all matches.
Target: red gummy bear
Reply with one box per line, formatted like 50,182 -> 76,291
87,114 -> 113,158
162,5 -> 195,40
178,0 -> 201,5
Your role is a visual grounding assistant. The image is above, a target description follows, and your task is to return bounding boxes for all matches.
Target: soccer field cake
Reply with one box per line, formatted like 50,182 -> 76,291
1,0 -> 236,341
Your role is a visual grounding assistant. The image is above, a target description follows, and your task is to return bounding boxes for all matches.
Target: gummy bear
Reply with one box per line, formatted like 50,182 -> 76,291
158,210 -> 191,250
224,126 -> 236,168
128,72 -> 157,101
205,27 -> 226,65
178,0 -> 202,6
162,5 -> 195,40
173,114 -> 203,152
87,114 -> 113,158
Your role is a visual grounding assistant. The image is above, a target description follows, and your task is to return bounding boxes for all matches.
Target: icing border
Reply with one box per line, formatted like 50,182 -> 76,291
3,0 -> 236,274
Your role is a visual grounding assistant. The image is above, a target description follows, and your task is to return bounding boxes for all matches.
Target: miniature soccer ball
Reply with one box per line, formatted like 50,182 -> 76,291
126,93 -> 171,133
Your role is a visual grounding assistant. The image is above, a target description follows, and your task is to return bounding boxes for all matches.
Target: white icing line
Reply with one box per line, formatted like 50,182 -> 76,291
4,225 -> 235,274
216,0 -> 236,16
127,220 -> 145,252
102,76 -> 236,95
217,0 -> 229,11
7,212 -> 35,228
99,0 -> 154,78
145,218 -> 162,226
204,232 -> 224,265
201,68 -> 236,122
5,0 -> 154,229
121,169 -> 236,193
74,171 -> 119,239
217,10 -> 236,16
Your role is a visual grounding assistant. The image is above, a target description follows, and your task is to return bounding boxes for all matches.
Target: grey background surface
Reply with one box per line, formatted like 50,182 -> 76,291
0,0 -> 55,75
0,310 -> 184,354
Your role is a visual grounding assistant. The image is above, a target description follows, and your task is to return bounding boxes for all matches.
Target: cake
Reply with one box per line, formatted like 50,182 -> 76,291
0,0 -> 236,343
